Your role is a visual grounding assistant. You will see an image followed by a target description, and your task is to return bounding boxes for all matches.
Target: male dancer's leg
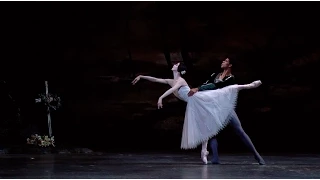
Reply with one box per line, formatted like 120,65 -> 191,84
209,137 -> 220,164
229,110 -> 265,165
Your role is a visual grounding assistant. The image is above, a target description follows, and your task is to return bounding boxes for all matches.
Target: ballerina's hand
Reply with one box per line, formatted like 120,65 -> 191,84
157,98 -> 163,109
131,75 -> 141,85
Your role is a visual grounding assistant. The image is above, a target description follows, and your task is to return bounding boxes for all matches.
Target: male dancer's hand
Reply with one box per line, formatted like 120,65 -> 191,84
188,88 -> 198,96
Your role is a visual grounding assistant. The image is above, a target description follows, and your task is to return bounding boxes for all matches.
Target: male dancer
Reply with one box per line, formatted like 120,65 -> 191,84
188,58 -> 266,165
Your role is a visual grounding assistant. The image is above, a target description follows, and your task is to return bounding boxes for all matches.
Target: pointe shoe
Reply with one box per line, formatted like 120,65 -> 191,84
249,80 -> 262,88
253,80 -> 262,87
201,150 -> 209,165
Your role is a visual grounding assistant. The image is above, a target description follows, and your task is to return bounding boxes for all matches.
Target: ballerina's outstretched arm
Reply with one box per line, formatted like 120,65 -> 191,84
157,80 -> 184,109
132,75 -> 170,85
132,75 -> 186,109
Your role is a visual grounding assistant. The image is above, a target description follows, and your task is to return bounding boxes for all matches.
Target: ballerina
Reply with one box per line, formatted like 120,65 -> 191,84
132,62 -> 262,164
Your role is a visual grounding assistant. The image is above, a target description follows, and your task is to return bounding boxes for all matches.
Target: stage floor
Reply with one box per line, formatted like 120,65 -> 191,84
1,153 -> 320,178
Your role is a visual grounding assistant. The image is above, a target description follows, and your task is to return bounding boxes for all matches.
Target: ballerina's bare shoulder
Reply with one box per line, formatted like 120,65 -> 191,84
166,77 -> 188,88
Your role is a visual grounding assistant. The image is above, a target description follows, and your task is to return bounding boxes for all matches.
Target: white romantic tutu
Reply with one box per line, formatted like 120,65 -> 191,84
177,85 -> 239,149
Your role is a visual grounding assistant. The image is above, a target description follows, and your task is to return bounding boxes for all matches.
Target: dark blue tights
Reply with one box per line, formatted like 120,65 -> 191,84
209,111 -> 265,164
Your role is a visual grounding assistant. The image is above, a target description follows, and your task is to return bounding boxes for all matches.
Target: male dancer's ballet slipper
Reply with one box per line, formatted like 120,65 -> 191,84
255,155 -> 266,165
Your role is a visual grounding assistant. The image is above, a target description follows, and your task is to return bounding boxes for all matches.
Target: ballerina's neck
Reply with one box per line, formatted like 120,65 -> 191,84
173,71 -> 181,80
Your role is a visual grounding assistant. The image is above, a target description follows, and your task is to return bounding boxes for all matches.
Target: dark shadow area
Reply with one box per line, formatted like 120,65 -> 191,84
0,2 -> 319,154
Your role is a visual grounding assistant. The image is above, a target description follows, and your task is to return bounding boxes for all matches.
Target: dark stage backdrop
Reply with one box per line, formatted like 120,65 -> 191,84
0,2 -> 319,154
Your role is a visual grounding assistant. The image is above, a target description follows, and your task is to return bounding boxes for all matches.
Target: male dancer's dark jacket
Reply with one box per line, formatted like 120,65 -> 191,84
198,72 -> 235,91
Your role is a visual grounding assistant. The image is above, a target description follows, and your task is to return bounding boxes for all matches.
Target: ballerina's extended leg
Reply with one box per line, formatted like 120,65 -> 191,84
234,80 -> 262,90
201,141 -> 209,164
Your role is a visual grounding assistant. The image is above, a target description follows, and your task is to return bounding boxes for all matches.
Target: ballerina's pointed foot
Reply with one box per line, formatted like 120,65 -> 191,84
250,80 -> 262,88
201,150 -> 209,165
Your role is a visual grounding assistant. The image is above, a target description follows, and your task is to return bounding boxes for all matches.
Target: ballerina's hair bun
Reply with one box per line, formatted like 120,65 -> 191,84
178,63 -> 187,76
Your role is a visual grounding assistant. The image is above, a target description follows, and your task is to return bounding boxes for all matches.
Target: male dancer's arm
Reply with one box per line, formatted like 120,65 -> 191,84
196,72 -> 219,91
188,75 -> 235,96
198,75 -> 235,91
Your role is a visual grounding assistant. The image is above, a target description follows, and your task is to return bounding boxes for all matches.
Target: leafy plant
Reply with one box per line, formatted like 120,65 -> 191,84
27,134 -> 55,147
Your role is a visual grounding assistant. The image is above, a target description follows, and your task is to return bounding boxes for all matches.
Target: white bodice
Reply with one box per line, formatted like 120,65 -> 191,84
176,86 -> 191,102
